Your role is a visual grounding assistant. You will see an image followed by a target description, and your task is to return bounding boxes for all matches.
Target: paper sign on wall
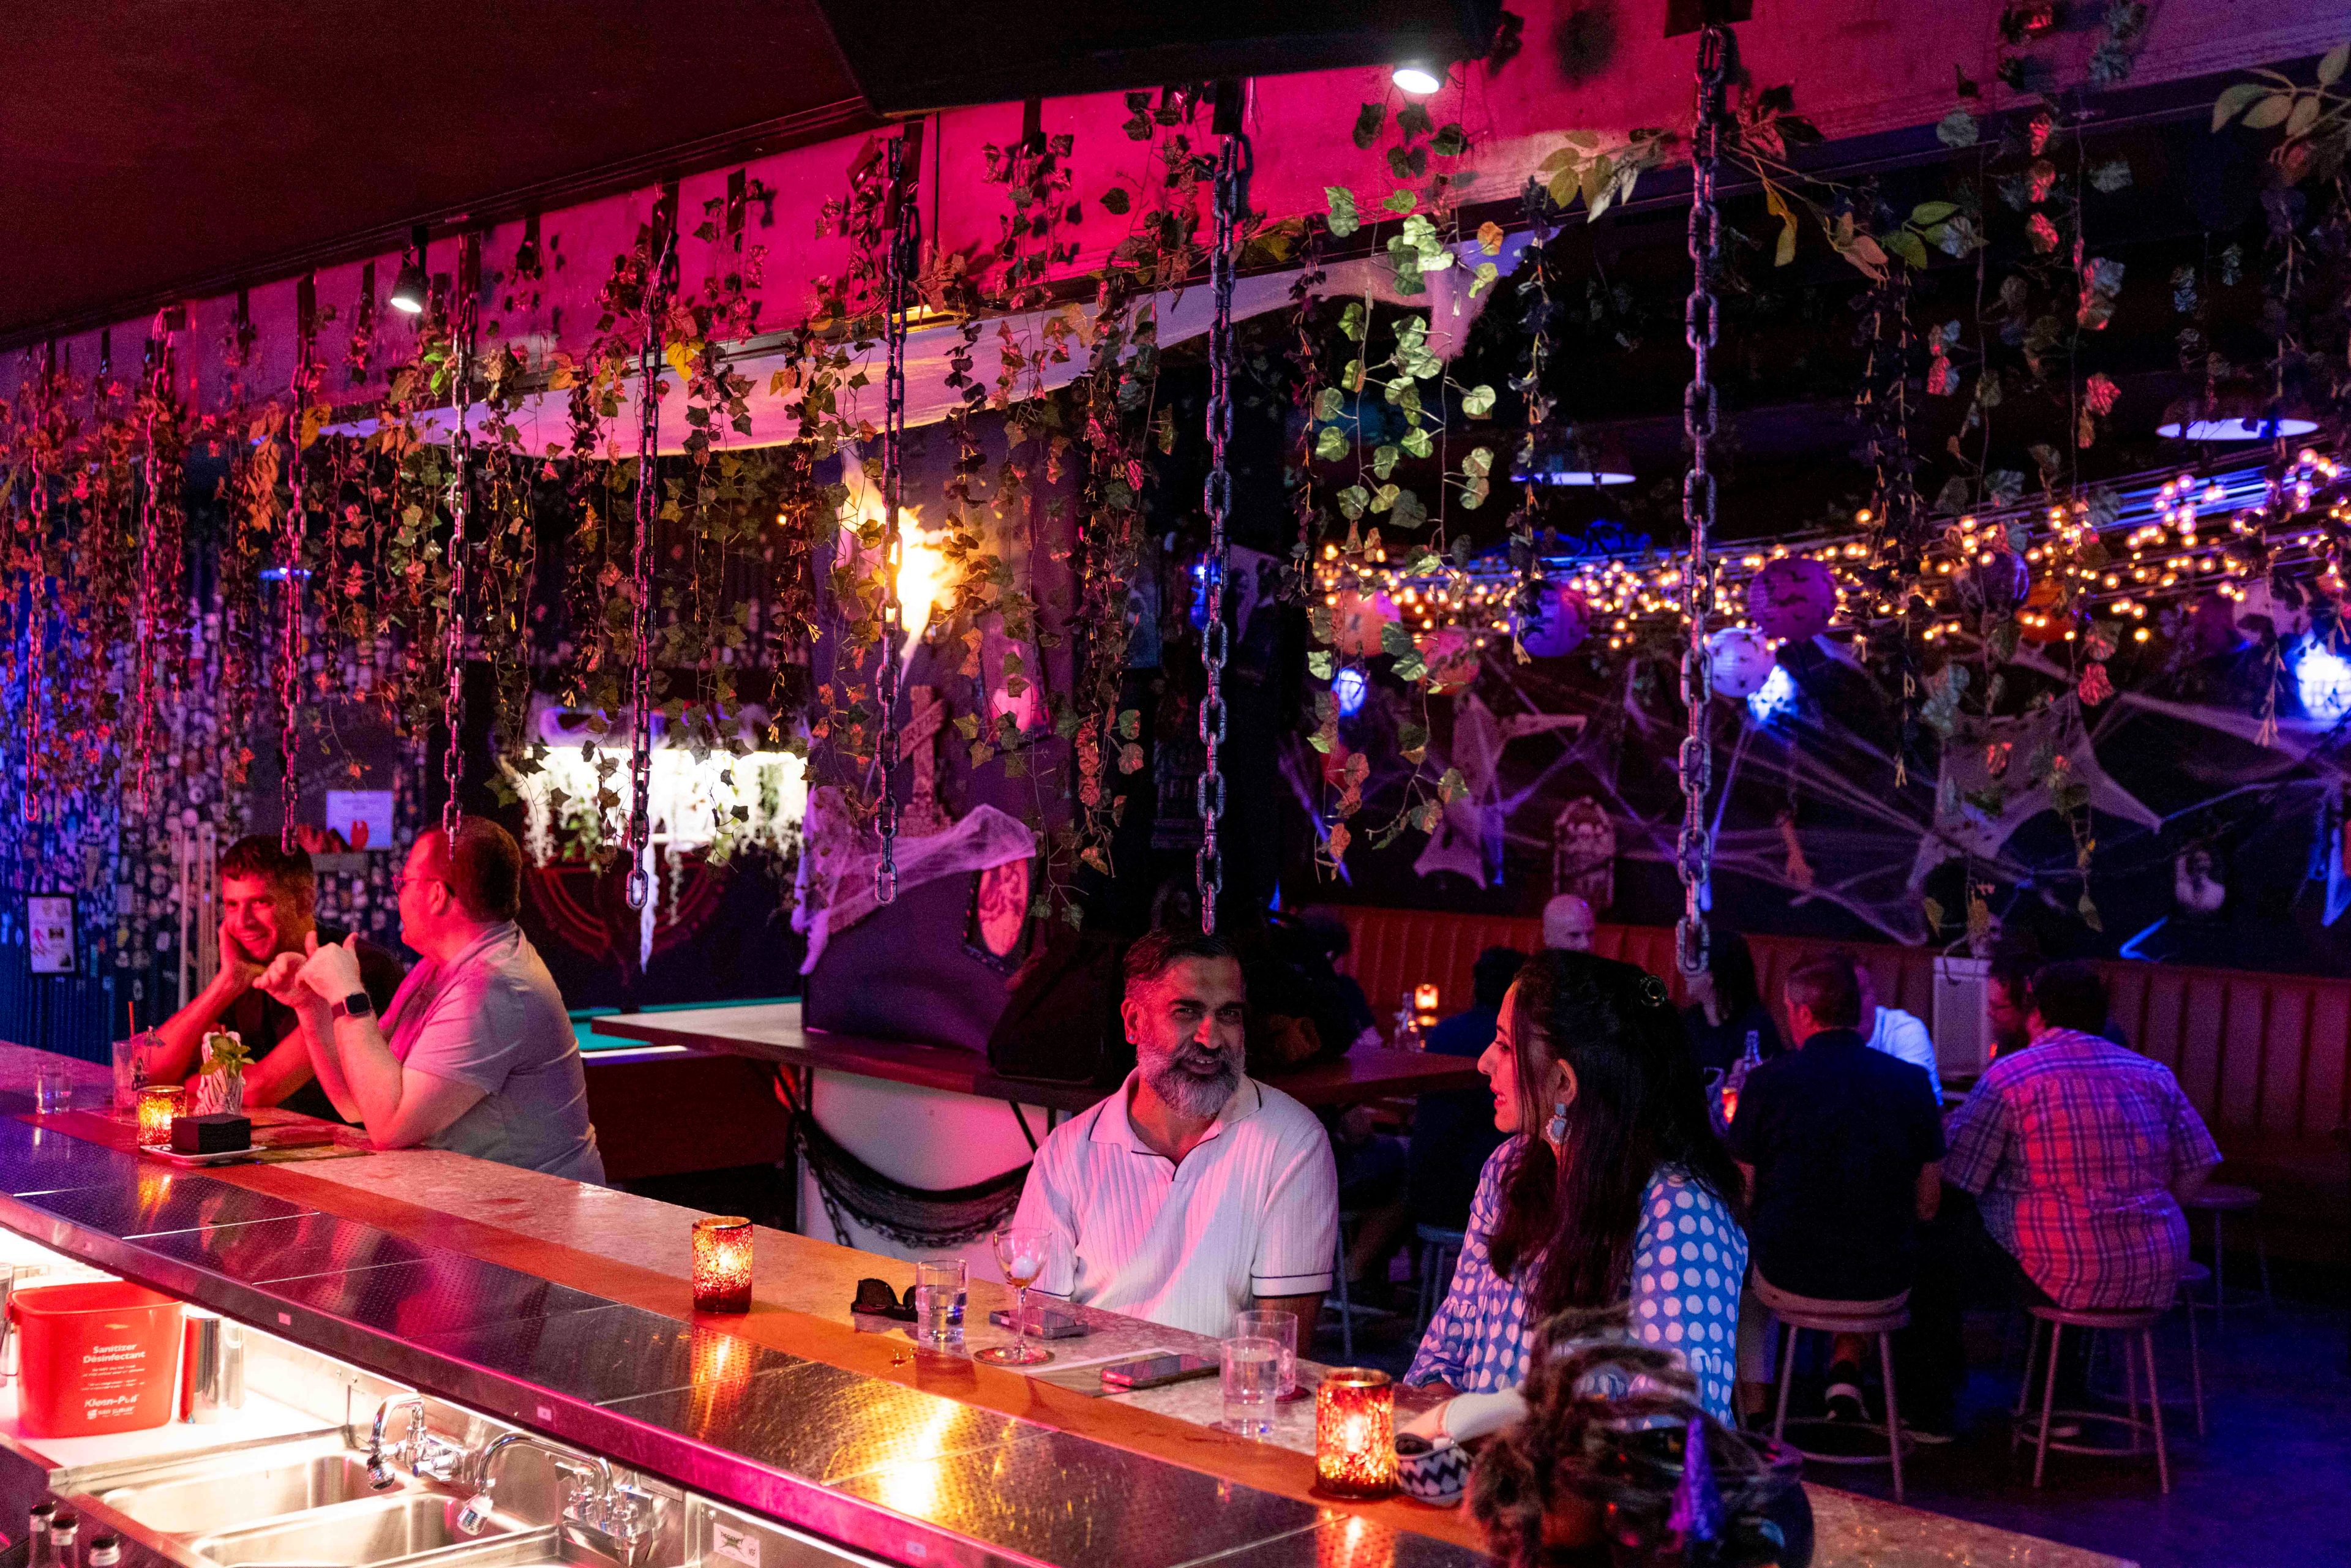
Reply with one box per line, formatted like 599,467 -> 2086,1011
324,790 -> 396,850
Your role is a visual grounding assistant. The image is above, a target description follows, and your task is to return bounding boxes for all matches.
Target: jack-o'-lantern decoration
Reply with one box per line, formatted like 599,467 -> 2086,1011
2019,577 -> 2072,643
1706,627 -> 1775,699
1747,557 -> 1838,643
1520,583 -> 1591,659
1422,626 -> 1481,691
1331,589 -> 1399,659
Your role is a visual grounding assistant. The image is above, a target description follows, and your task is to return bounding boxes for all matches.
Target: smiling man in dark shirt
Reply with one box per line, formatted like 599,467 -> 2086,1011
141,836 -> 403,1122
1728,950 -> 1943,1429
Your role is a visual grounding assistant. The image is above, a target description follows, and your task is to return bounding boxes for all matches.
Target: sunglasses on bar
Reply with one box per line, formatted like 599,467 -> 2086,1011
852,1277 -> 917,1322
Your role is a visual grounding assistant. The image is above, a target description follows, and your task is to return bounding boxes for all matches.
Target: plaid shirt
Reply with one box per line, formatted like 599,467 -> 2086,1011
1943,1029 -> 2221,1310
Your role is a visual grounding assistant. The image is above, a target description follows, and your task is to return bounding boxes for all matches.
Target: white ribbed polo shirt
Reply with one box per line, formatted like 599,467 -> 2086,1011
1011,1071 -> 1338,1337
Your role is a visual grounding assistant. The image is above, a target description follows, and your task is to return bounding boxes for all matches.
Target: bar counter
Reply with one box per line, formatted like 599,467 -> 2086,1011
0,1047 -> 2129,1568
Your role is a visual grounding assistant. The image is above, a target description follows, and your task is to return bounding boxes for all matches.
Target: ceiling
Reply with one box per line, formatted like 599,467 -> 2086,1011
0,1 -> 872,342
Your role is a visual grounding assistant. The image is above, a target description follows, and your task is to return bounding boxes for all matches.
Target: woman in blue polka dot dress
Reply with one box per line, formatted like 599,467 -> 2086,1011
1406,950 -> 1748,1424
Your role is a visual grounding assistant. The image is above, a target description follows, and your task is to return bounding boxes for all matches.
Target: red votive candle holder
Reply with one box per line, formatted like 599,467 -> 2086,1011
1414,983 -> 1440,1015
692,1216 -> 754,1313
1314,1367 -> 1398,1499
137,1085 -> 184,1147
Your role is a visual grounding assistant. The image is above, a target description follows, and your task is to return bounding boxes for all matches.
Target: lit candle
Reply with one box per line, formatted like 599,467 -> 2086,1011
692,1215 -> 754,1313
137,1085 -> 184,1147
1414,983 -> 1440,1015
1314,1368 -> 1398,1499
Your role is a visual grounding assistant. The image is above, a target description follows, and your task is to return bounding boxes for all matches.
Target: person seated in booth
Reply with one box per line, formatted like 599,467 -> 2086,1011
1943,961 -> 2218,1314
143,835 -> 402,1120
260,819 -> 605,1184
1848,955 -> 1943,1105
1010,929 -> 1338,1341
1680,926 -> 1783,1080
1727,951 -> 1943,1430
1406,950 -> 1747,1424
1539,893 -> 1596,953
1408,946 -> 1525,1236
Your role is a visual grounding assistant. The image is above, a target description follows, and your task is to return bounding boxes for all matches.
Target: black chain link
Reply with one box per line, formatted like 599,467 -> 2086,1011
441,247 -> 476,844
1676,24 -> 1728,978
1196,132 -> 1245,936
131,312 -> 174,814
875,133 -> 918,906
625,209 -> 675,912
21,348 -> 54,824
282,280 -> 315,852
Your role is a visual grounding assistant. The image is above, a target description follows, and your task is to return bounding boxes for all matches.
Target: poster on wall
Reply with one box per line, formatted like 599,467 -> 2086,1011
323,789 -> 397,850
27,895 -> 76,975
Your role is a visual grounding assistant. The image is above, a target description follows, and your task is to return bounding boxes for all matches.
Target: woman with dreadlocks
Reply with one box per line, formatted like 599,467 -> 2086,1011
1406,950 -> 1748,1424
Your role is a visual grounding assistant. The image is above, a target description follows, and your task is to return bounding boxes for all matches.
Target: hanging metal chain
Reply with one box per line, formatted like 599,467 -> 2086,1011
131,311 -> 175,814
1512,184 -> 1559,643
1195,131 -> 1244,936
874,133 -> 918,906
21,346 -> 56,825
625,203 -> 675,912
440,245 -> 478,842
1676,23 -> 1729,978
281,277 -> 316,852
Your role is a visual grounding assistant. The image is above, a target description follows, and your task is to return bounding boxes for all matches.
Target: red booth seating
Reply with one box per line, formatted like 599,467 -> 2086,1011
1328,906 -> 2349,1264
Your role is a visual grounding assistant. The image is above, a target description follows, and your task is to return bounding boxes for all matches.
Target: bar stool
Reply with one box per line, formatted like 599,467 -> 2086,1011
2014,1302 -> 2170,1493
1413,1224 -> 1465,1332
2085,1262 -> 2207,1438
2184,1184 -> 2271,1331
1759,1278 -> 1911,1502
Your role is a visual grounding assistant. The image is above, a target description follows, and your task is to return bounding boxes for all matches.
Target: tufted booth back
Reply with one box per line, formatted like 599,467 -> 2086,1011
1329,906 -> 2350,1262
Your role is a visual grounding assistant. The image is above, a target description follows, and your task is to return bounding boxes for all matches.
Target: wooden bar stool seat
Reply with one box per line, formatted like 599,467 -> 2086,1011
2015,1302 -> 2172,1493
1758,1278 -> 1912,1502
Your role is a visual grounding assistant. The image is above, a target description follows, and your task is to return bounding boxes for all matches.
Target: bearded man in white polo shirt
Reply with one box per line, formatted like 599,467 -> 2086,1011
1010,929 -> 1339,1341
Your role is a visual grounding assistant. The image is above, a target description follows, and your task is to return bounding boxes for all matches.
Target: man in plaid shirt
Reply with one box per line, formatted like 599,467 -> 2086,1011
1944,962 -> 2221,1311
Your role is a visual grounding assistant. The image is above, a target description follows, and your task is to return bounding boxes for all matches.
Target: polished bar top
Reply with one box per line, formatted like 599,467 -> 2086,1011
593,1000 -> 1485,1111
0,1046 -> 2131,1568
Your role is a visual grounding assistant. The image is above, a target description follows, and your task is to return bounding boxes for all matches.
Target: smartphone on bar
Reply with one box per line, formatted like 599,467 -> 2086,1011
1099,1353 -> 1218,1390
985,1305 -> 1088,1338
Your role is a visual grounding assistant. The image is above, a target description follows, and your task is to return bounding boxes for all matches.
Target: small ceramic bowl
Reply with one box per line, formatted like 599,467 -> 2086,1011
1395,1433 -> 1471,1506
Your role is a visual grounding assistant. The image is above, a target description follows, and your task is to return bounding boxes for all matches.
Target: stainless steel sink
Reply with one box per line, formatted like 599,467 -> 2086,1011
389,1529 -> 611,1568
191,1495 -> 526,1568
93,1448 -> 391,1535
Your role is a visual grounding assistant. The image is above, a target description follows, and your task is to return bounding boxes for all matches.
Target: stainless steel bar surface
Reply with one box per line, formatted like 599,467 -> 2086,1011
0,1117 -> 1480,1568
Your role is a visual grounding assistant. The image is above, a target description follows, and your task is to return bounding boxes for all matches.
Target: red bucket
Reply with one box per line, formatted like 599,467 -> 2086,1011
10,1281 -> 182,1437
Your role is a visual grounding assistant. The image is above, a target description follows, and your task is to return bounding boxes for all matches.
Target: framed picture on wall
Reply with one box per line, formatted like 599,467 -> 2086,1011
27,893 -> 77,975
965,857 -> 1034,973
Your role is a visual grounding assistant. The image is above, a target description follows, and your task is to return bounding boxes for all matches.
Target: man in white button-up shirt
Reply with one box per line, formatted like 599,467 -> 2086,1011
1011,930 -> 1339,1341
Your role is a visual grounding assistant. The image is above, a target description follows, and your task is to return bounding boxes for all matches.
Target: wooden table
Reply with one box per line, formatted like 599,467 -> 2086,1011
593,1000 -> 1485,1113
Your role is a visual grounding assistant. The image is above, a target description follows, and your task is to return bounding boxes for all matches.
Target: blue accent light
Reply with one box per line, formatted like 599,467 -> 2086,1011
2292,633 -> 2351,722
1745,664 -> 1797,724
1332,664 -> 1368,718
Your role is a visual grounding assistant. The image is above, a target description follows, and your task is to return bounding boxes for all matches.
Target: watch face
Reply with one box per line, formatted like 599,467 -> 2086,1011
342,992 -> 373,1016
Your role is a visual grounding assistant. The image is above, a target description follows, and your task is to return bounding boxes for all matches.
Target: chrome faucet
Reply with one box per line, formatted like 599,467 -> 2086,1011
459,1433 -> 606,1536
460,1433 -> 662,1565
367,1394 -> 466,1490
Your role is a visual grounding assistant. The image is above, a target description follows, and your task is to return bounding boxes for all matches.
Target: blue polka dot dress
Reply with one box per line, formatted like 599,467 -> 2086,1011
1405,1138 -> 1745,1424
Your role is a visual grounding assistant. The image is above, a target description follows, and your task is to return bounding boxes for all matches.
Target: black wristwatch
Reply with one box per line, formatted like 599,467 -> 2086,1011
331,991 -> 373,1021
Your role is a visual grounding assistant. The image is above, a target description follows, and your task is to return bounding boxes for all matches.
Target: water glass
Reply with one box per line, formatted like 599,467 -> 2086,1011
913,1258 -> 967,1346
1231,1308 -> 1298,1398
1220,1335 -> 1282,1439
31,1063 -> 72,1117
113,1032 -> 157,1117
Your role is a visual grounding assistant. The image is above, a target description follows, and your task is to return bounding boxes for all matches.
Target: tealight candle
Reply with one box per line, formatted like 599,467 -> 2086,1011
1314,1368 -> 1398,1499
1414,983 -> 1440,1014
137,1085 -> 184,1147
692,1215 -> 754,1313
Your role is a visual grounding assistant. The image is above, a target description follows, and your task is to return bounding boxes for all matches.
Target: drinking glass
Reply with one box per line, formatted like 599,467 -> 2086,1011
977,1226 -> 1054,1366
1220,1335 -> 1282,1438
32,1063 -> 72,1117
113,1033 -> 157,1117
913,1258 -> 967,1346
1231,1308 -> 1299,1399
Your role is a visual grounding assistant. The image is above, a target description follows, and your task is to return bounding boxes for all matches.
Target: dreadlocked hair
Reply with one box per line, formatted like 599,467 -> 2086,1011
1468,1307 -> 1794,1568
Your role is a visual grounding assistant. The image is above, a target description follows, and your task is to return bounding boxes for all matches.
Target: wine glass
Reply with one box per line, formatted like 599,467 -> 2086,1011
977,1226 -> 1055,1366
